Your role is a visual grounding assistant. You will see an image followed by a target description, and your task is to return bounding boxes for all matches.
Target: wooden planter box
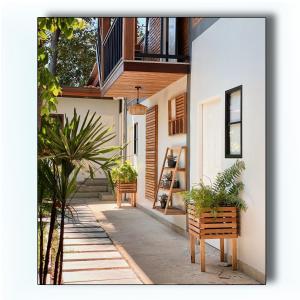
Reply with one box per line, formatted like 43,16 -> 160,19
115,181 -> 137,208
187,204 -> 239,271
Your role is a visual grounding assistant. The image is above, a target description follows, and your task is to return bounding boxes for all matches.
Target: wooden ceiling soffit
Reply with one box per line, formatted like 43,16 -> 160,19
102,60 -> 190,100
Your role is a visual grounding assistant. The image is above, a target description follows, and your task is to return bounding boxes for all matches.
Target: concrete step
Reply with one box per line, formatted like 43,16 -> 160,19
78,185 -> 108,192
64,227 -> 105,233
62,268 -> 138,283
63,259 -> 129,271
64,238 -> 112,245
100,192 -> 115,201
73,191 -> 99,198
63,251 -> 121,261
64,244 -> 117,253
64,232 -> 108,239
84,178 -> 109,186
64,278 -> 142,284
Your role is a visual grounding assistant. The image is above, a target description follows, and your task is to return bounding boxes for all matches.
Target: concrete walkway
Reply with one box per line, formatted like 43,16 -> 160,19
84,201 -> 259,285
62,204 -> 142,284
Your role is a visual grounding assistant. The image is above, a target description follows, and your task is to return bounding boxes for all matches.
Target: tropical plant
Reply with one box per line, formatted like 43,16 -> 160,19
182,160 -> 247,216
38,109 -> 122,284
111,161 -> 138,184
38,17 -> 86,127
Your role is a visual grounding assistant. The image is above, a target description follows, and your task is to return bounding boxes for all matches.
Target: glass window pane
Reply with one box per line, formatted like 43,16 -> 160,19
168,18 -> 176,55
230,90 -> 241,122
229,123 -> 241,155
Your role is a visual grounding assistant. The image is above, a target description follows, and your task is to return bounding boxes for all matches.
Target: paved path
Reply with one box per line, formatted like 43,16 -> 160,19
62,205 -> 142,284
87,201 -> 260,285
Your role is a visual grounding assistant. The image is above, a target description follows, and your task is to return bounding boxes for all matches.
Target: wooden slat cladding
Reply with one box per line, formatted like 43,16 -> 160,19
145,105 -> 158,201
188,205 -> 239,239
116,182 -> 137,193
147,18 -> 161,61
168,93 -> 187,135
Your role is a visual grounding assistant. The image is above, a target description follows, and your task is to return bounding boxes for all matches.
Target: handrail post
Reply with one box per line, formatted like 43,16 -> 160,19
122,18 -> 135,60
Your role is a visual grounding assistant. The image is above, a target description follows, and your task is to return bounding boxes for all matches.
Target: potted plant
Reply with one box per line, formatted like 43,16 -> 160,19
167,150 -> 177,168
183,160 -> 247,216
162,172 -> 172,189
159,193 -> 168,209
173,179 -> 180,189
161,172 -> 180,189
182,160 -> 247,271
111,161 -> 138,205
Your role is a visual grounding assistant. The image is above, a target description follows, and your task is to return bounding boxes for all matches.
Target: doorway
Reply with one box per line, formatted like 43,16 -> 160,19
202,98 -> 222,249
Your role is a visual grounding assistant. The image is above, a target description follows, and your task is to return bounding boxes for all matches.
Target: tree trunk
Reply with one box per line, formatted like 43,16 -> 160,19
58,201 -> 66,284
38,208 -> 44,284
53,200 -> 65,285
42,197 -> 57,284
49,28 -> 61,76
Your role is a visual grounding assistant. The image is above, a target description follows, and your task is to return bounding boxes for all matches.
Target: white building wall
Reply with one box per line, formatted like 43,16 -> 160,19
56,97 -> 120,181
127,76 -> 188,230
190,18 -> 265,277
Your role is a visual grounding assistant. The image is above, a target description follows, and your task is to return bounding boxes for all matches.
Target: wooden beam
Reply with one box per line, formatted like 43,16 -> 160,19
60,87 -> 111,99
101,18 -> 111,40
123,18 -> 135,60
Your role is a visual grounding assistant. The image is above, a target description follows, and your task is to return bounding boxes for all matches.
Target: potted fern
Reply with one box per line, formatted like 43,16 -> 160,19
183,160 -> 247,271
183,160 -> 247,216
111,161 -> 138,207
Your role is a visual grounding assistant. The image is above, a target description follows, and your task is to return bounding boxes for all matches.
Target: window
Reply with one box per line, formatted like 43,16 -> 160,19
168,93 -> 187,135
134,122 -> 138,155
225,86 -> 242,158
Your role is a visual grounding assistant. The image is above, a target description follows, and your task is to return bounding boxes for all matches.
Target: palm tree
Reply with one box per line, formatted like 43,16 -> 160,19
38,109 -> 122,284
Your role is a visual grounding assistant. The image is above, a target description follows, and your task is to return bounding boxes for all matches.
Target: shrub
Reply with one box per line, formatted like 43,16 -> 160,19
111,161 -> 138,184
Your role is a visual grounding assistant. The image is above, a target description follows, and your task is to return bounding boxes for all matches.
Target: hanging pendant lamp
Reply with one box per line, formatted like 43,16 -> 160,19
128,86 -> 147,115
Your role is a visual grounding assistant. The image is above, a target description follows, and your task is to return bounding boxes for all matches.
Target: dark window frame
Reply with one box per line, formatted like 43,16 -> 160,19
134,122 -> 138,155
225,85 -> 243,158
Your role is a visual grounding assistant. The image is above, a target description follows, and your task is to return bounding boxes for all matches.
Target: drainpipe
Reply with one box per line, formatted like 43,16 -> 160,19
185,17 -> 192,233
123,97 -> 128,162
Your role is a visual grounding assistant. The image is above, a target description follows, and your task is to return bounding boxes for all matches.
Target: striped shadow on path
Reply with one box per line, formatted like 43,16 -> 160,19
62,204 -> 142,284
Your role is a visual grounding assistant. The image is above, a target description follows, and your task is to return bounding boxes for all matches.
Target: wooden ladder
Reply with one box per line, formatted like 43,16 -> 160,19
152,146 -> 187,215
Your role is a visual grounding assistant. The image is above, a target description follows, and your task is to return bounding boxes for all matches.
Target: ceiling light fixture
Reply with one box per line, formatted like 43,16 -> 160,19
128,86 -> 147,115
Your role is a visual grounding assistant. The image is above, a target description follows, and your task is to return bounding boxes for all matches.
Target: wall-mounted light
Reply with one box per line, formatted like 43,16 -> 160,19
128,86 -> 147,115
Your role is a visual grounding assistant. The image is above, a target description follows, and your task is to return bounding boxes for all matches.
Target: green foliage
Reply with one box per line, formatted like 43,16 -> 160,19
38,109 -> 122,283
56,18 -> 97,87
111,161 -> 138,184
182,160 -> 247,216
38,17 -> 86,118
40,109 -> 121,183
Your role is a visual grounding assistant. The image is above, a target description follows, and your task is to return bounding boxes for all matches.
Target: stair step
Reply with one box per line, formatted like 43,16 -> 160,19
84,178 -> 108,186
73,192 -> 99,198
100,192 -> 114,201
78,185 -> 107,192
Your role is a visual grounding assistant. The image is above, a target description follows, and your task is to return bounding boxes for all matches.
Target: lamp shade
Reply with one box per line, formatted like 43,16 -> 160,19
128,103 -> 147,115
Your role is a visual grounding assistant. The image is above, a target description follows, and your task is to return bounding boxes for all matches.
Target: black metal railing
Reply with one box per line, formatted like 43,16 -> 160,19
96,20 -> 102,84
135,17 -> 187,62
102,17 -> 123,82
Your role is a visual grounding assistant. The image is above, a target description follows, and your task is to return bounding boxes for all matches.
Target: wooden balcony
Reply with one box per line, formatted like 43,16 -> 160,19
98,17 -> 190,100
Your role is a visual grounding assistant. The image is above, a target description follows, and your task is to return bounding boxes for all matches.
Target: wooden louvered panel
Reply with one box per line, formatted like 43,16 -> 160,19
168,93 -> 187,135
145,105 -> 158,201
